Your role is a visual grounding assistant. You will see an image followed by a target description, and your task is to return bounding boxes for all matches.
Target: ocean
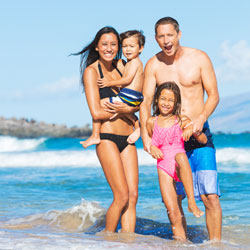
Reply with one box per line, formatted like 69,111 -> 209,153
0,134 -> 250,250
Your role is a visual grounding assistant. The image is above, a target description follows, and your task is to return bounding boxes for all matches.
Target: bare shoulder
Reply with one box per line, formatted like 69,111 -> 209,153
115,59 -> 126,69
145,54 -> 159,71
184,47 -> 211,64
131,57 -> 144,68
84,63 -> 98,77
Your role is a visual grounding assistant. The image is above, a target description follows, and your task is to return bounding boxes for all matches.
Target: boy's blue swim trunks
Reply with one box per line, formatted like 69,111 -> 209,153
179,121 -> 221,200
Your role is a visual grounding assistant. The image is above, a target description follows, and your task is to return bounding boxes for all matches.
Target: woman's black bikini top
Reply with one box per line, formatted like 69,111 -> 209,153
98,62 -> 123,99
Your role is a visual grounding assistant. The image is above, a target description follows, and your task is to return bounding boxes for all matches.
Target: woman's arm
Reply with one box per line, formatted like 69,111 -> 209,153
103,101 -> 139,116
84,65 -> 138,120
84,66 -> 118,120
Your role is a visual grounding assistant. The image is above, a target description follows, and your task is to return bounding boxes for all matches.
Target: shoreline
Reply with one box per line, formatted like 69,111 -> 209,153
0,117 -> 92,138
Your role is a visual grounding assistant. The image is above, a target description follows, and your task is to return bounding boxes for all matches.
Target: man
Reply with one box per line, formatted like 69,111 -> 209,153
140,17 -> 222,240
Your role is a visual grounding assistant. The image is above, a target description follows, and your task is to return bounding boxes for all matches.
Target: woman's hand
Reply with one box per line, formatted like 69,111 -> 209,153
97,78 -> 110,88
103,101 -> 138,115
150,145 -> 163,159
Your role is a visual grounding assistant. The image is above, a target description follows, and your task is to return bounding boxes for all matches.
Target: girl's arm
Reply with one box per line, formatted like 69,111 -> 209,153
146,117 -> 163,159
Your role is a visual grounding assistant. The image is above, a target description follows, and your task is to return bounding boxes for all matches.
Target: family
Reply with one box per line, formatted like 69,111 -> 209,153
75,17 -> 222,241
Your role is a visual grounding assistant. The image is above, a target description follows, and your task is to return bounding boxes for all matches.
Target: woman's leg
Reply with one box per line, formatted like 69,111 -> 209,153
175,153 -> 204,217
120,145 -> 139,232
157,168 -> 186,241
96,140 -> 130,232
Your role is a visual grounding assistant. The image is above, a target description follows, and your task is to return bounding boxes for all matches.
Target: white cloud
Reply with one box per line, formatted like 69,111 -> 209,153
216,40 -> 250,82
3,75 -> 81,101
41,76 -> 80,94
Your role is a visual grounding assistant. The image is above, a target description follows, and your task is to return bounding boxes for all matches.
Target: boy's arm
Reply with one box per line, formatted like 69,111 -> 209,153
97,60 -> 139,88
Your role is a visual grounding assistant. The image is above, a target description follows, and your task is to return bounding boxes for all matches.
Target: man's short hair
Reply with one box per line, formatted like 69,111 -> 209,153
155,17 -> 179,34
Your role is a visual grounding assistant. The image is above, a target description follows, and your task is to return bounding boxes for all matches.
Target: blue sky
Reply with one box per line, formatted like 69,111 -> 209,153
1,1 -> 250,127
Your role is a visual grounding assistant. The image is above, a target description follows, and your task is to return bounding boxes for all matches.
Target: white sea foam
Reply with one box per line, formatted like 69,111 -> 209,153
0,136 -> 45,152
1,147 -> 250,168
6,199 -> 105,232
0,148 -> 155,167
216,147 -> 250,164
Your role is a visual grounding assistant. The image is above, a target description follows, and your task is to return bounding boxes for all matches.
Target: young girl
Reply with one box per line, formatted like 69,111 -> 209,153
146,82 -> 205,240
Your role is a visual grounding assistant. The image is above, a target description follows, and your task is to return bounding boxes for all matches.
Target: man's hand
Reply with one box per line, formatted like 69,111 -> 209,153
184,114 -> 206,135
97,78 -> 110,88
150,145 -> 163,159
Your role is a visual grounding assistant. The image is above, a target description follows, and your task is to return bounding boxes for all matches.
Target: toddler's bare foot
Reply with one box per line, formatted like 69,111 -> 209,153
127,128 -> 140,144
188,202 -> 204,218
80,136 -> 100,148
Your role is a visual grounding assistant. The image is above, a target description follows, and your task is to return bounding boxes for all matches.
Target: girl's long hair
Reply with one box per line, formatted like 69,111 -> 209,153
152,82 -> 182,121
72,26 -> 122,86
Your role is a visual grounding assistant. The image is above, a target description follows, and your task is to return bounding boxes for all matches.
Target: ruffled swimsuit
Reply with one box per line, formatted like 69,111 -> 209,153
151,116 -> 185,181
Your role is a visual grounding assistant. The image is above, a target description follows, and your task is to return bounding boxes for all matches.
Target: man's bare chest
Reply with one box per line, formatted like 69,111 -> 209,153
155,64 -> 201,87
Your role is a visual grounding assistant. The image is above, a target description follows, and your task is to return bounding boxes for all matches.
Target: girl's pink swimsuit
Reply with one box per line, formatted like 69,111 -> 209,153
151,116 -> 185,182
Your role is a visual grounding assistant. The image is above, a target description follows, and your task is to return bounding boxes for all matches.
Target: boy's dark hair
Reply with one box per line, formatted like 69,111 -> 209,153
120,30 -> 145,48
155,17 -> 179,35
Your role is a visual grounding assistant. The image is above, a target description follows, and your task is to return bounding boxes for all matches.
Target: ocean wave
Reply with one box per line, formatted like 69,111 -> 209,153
0,149 -> 154,167
1,148 -> 250,169
1,199 -> 249,249
0,136 -> 46,152
216,148 -> 250,164
3,199 -> 105,232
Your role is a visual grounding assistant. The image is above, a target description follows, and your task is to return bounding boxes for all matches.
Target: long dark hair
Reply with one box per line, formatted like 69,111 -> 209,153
152,82 -> 182,120
72,26 -> 122,85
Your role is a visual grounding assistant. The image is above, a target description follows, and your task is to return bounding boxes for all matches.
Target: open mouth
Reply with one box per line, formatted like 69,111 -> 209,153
164,44 -> 173,52
104,53 -> 113,58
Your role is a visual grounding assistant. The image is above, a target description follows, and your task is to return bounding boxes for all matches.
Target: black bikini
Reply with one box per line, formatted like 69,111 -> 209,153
98,62 -> 135,152
98,62 -> 122,99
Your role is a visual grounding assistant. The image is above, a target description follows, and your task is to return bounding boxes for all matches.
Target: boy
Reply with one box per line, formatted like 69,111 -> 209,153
81,30 -> 145,148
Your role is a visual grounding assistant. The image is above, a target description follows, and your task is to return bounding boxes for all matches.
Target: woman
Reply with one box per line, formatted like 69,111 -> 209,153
75,27 -> 139,233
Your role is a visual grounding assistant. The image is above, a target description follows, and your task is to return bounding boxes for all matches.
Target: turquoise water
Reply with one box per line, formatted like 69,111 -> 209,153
0,134 -> 250,249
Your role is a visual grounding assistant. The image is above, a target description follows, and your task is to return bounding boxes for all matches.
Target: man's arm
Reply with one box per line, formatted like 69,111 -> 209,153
192,52 -> 219,134
140,58 -> 157,153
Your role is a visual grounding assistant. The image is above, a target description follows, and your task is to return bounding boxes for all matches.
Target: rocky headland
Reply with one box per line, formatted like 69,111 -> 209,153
0,117 -> 92,138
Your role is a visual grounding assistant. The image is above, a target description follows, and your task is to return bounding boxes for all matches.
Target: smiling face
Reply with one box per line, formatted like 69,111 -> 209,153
155,23 -> 181,57
158,88 -> 176,116
96,33 -> 119,62
121,36 -> 143,61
